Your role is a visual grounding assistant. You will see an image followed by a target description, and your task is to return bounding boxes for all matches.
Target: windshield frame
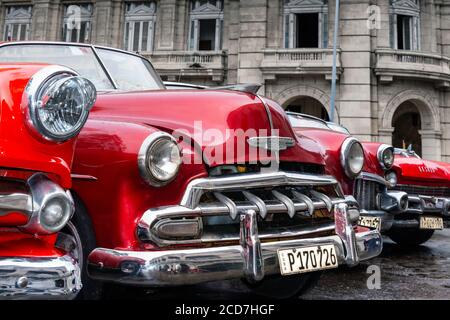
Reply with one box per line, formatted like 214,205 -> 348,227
0,41 -> 166,92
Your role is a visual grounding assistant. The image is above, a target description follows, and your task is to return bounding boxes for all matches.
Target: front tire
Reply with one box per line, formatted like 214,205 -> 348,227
244,272 -> 321,299
61,195 -> 103,299
387,228 -> 435,246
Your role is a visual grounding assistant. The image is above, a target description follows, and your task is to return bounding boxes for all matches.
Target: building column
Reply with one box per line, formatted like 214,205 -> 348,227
155,0 -> 177,50
337,0 -> 373,142
419,130 -> 442,161
31,0 -> 61,41
378,128 -> 394,145
92,0 -> 116,46
237,0 -> 267,93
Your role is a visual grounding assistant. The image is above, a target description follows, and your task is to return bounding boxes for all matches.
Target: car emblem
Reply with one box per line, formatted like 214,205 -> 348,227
247,136 -> 296,151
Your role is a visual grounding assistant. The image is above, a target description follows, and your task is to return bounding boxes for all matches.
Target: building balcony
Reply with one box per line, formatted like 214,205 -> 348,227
146,50 -> 227,83
375,49 -> 450,88
260,48 -> 342,81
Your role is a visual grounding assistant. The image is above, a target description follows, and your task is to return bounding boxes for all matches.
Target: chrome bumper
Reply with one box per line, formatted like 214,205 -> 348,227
88,204 -> 383,286
0,253 -> 81,300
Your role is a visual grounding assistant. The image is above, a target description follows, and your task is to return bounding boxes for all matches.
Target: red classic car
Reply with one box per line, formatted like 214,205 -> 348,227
287,112 -> 449,245
0,42 -> 383,299
383,147 -> 450,245
0,63 -> 95,298
287,112 -> 407,232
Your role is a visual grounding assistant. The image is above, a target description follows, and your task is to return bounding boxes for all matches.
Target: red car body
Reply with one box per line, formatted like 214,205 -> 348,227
0,42 -> 383,293
287,113 -> 407,232
0,63 -> 91,298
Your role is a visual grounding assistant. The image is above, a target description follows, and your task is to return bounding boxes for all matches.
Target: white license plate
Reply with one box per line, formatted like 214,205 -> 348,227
277,244 -> 338,276
420,216 -> 444,230
358,216 -> 381,230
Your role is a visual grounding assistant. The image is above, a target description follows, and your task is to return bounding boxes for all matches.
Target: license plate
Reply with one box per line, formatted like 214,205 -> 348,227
420,216 -> 444,229
277,244 -> 338,276
358,216 -> 381,230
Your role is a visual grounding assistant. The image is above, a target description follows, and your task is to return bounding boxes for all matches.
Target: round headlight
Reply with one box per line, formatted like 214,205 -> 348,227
40,196 -> 73,233
138,132 -> 182,187
385,171 -> 397,187
25,65 -> 96,142
340,137 -> 364,178
377,144 -> 395,170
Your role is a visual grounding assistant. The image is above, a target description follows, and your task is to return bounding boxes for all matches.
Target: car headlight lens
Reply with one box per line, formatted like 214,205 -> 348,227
26,65 -> 96,142
138,132 -> 182,186
340,137 -> 364,178
377,144 -> 395,170
385,171 -> 397,187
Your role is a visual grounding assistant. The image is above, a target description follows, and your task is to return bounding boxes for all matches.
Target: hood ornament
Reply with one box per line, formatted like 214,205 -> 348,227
247,136 -> 295,151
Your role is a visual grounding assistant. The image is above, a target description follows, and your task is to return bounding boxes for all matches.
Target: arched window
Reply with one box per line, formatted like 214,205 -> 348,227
188,0 -> 223,51
62,4 -> 93,43
3,5 -> 32,41
283,0 -> 328,49
389,0 -> 420,50
124,1 -> 157,52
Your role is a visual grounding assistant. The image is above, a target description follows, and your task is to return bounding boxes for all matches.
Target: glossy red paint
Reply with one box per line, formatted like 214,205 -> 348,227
392,155 -> 450,187
71,90 -> 327,250
0,64 -> 77,189
0,64 -> 78,258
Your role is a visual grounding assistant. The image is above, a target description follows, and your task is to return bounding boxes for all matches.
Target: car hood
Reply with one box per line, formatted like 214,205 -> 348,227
91,90 -> 325,167
394,155 -> 450,187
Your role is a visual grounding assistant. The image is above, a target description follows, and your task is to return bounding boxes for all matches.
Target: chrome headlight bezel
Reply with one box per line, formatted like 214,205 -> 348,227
138,132 -> 182,187
340,137 -> 365,179
377,144 -> 395,170
385,171 -> 398,187
25,65 -> 96,142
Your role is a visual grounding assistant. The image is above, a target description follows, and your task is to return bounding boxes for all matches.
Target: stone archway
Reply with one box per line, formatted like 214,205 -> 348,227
273,85 -> 339,122
380,90 -> 441,160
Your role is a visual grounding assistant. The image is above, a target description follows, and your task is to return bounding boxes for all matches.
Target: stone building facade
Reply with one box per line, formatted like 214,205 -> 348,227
1,0 -> 450,161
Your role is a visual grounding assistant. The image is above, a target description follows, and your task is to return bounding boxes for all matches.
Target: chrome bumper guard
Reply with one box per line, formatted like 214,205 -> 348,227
0,253 -> 81,299
88,172 -> 383,286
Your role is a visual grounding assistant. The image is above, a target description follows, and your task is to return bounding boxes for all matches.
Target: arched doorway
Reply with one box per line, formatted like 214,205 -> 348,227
284,96 -> 330,121
392,101 -> 422,156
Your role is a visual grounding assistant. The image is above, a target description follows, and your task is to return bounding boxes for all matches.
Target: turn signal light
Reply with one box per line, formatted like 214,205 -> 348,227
152,218 -> 202,240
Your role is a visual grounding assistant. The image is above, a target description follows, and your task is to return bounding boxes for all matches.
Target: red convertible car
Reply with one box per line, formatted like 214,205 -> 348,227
287,112 -> 448,245
0,63 -> 95,298
0,42 -> 383,299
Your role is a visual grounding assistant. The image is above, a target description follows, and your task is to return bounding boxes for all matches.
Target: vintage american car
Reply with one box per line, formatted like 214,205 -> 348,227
0,41 -> 382,299
286,112 -> 406,233
383,147 -> 450,245
287,112 -> 448,245
0,63 -> 95,298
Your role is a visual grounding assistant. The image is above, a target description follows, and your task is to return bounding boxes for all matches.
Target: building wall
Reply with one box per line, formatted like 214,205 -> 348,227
0,0 -> 449,161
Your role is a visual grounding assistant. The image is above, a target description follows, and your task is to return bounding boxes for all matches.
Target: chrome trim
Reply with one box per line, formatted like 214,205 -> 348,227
71,174 -> 98,181
137,131 -> 182,187
0,174 -> 74,234
88,229 -> 382,286
243,191 -> 267,219
213,83 -> 262,95
357,172 -> 393,188
379,190 -> 408,213
214,192 -> 238,220
0,253 -> 81,299
247,136 -> 295,151
181,172 -> 340,209
240,210 -> 264,282
19,174 -> 74,234
292,190 -> 314,216
340,137 -> 364,178
377,144 -> 395,170
272,190 -> 296,218
25,65 -> 95,142
334,203 -> 358,266
310,189 -> 333,212
256,94 -> 274,131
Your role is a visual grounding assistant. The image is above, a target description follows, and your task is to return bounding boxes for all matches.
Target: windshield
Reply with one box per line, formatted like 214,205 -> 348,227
0,43 -> 164,91
0,44 -> 115,90
96,48 -> 164,91
287,114 -> 330,130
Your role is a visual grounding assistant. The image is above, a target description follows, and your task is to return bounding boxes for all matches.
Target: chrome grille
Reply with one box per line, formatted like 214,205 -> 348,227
393,184 -> 450,198
354,179 -> 382,211
138,172 -> 360,247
